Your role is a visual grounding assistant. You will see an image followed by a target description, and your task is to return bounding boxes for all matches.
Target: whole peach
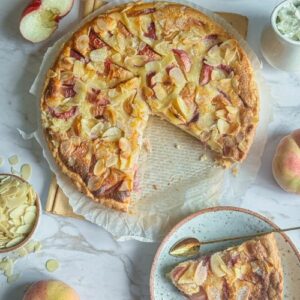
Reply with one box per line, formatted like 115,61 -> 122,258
23,280 -> 80,300
272,129 -> 300,194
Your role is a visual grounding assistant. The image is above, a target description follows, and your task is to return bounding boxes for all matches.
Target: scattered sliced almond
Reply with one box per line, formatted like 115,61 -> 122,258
46,259 -> 60,272
20,164 -> 32,180
8,155 -> 19,166
0,257 -> 14,277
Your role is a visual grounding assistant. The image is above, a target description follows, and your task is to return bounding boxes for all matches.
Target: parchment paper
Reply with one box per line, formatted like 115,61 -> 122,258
29,0 -> 272,242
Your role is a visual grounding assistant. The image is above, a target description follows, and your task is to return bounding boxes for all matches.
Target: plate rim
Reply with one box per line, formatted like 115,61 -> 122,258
149,205 -> 300,299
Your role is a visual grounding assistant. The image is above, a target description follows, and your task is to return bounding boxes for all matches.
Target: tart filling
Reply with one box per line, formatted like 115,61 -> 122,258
41,2 -> 259,211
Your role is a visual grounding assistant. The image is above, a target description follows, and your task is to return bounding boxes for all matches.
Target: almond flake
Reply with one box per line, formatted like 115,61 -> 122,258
20,164 -> 32,181
73,60 -> 85,78
75,34 -> 89,53
90,48 -> 108,62
153,84 -> 167,100
169,67 -> 186,86
94,159 -> 106,176
46,259 -> 60,272
217,119 -> 230,135
10,205 -> 27,219
102,127 -> 122,142
6,236 -> 24,248
8,155 -> 19,166
16,224 -> 32,235
23,212 -> 36,225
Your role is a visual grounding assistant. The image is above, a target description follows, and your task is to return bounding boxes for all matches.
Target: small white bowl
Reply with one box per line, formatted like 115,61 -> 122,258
0,174 -> 41,254
261,0 -> 300,72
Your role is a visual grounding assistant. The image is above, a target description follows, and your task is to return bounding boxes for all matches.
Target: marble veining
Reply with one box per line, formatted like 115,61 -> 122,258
0,0 -> 300,299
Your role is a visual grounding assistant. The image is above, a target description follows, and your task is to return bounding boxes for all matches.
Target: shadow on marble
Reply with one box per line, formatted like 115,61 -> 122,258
2,282 -> 28,300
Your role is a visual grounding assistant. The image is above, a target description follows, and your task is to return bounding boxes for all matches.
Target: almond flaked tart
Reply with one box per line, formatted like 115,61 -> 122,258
41,2 -> 259,211
168,234 -> 283,299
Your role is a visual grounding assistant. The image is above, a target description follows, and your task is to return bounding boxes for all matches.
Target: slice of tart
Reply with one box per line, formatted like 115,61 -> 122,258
168,233 -> 283,299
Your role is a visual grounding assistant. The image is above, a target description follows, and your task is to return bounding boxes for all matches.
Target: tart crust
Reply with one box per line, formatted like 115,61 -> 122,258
41,2 -> 259,211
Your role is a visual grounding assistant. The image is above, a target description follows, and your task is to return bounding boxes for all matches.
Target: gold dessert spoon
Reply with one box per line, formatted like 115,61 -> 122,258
169,226 -> 300,258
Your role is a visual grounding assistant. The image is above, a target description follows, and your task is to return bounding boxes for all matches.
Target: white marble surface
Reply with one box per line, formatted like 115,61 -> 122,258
0,0 -> 300,299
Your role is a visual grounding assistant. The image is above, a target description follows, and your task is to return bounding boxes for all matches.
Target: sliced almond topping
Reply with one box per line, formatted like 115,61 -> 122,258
143,86 -> 154,99
215,109 -> 227,120
124,55 -> 146,67
226,106 -> 238,114
119,137 -> 131,158
154,41 -> 170,55
106,154 -> 119,168
90,122 -> 104,139
217,119 -> 230,135
102,127 -> 122,142
87,175 -> 104,191
169,67 -> 186,86
210,253 -> 230,277
194,262 -> 208,285
111,53 -> 122,63
90,48 -> 108,62
172,97 -> 192,121
75,34 -> 89,53
73,60 -> 85,78
153,84 -> 167,100
96,16 -> 117,32
94,159 -> 106,176
177,263 -> 197,284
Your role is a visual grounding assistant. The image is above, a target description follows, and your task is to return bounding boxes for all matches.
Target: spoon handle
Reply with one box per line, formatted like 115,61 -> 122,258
201,226 -> 300,245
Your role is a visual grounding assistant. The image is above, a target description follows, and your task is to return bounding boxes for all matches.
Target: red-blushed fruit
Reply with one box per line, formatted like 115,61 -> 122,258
20,0 -> 74,43
272,129 -> 300,194
23,280 -> 80,300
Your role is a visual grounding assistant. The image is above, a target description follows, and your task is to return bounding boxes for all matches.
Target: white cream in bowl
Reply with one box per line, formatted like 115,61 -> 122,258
276,0 -> 300,42
261,0 -> 300,71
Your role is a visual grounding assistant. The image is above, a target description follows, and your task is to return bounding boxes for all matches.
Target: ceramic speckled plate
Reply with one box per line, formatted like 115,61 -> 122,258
150,206 -> 300,299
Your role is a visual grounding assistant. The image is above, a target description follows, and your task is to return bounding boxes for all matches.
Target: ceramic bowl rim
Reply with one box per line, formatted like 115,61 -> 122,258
0,173 -> 41,254
271,0 -> 300,46
149,206 -> 300,299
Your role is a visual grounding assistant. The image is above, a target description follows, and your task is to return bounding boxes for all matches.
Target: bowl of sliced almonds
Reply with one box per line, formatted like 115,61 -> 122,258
0,173 -> 41,253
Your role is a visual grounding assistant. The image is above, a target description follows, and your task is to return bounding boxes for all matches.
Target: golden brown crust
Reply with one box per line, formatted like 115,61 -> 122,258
41,1 -> 259,211
44,131 -> 130,212
169,233 -> 283,299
